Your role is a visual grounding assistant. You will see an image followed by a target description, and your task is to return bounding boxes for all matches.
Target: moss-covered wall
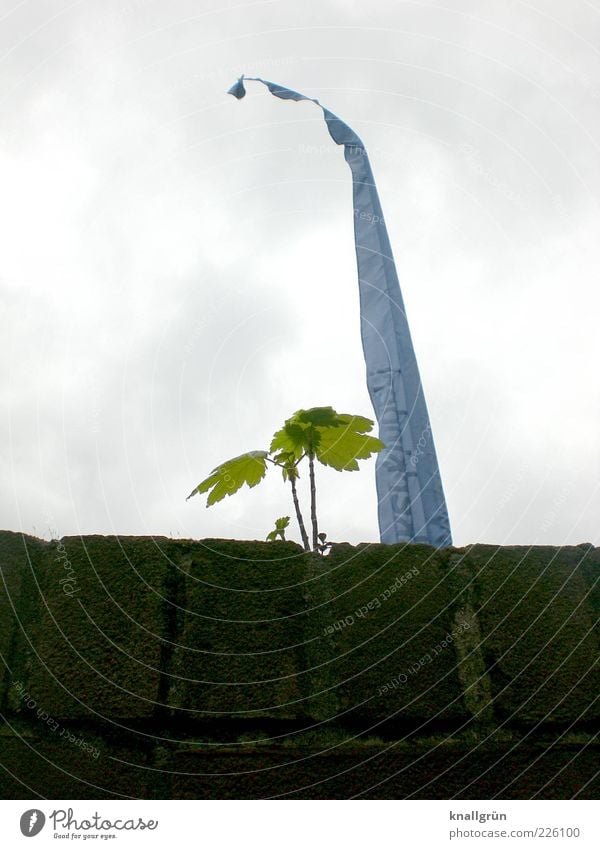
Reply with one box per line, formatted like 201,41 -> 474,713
0,531 -> 597,799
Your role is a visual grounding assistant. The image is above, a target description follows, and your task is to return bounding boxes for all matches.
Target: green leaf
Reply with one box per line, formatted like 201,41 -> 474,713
270,408 -> 339,458
316,415 -> 385,471
187,450 -> 268,507
270,422 -> 307,458
275,516 -> 290,530
266,516 -> 289,542
336,413 -> 375,434
272,450 -> 299,482
270,407 -> 384,471
295,407 -> 340,427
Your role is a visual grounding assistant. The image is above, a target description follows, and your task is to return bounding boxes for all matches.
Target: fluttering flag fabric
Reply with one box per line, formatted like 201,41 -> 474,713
228,75 -> 452,547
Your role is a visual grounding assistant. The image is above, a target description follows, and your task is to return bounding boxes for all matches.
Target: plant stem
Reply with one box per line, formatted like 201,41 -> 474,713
308,451 -> 319,552
289,476 -> 310,552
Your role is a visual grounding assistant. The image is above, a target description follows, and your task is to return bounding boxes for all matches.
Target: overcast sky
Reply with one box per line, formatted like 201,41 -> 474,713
2,0 -> 599,548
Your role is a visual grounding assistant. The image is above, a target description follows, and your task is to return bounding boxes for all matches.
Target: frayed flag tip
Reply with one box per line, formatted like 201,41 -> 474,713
227,76 -> 246,99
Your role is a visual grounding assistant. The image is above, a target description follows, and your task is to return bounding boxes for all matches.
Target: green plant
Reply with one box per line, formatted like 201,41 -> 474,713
316,531 -> 332,554
266,516 -> 290,542
187,406 -> 384,553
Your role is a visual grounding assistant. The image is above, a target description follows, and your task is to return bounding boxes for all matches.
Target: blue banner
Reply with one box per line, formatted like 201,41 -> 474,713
228,76 -> 452,547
